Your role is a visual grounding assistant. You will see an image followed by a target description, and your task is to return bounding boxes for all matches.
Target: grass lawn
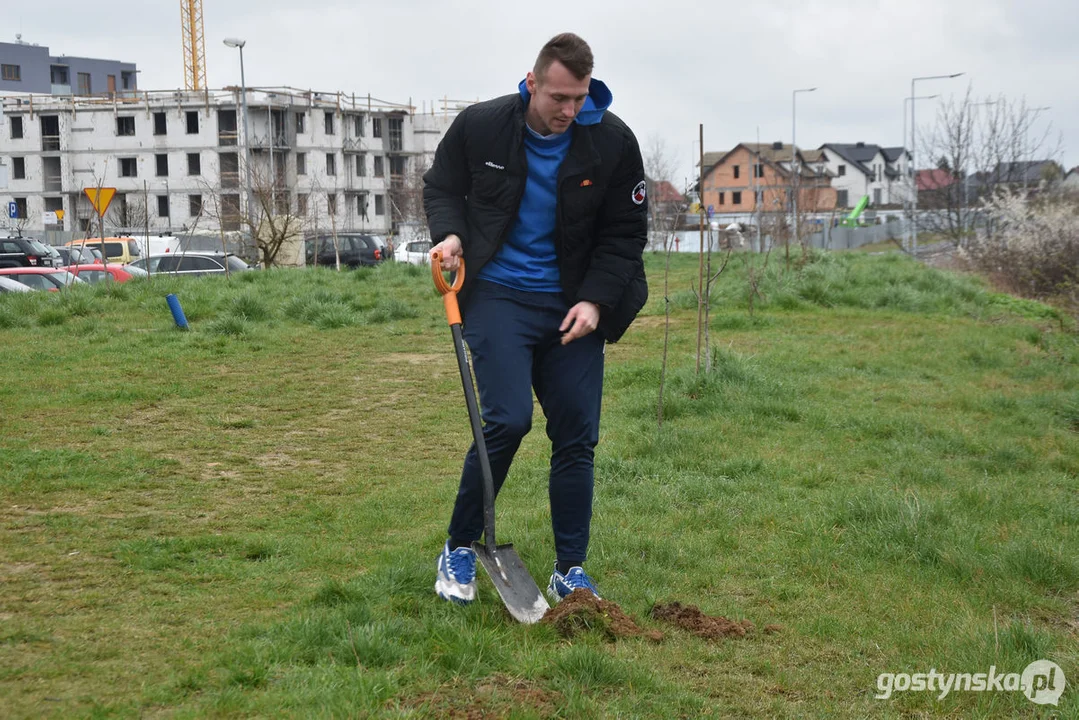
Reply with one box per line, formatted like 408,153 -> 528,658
1,252 -> 1076,718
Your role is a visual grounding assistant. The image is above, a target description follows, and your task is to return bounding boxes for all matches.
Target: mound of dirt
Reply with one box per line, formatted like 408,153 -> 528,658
650,601 -> 756,640
541,589 -> 663,641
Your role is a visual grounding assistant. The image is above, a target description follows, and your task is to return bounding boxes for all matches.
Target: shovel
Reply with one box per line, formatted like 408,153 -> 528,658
432,251 -> 550,624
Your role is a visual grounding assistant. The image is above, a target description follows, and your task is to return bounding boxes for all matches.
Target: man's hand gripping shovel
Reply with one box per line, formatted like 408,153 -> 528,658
432,251 -> 550,624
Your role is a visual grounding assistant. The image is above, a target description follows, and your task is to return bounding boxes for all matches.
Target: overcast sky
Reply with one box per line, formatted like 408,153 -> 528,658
9,0 -> 1077,183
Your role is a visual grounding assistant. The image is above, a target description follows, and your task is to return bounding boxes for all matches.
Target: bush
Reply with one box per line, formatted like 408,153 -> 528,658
965,190 -> 1079,297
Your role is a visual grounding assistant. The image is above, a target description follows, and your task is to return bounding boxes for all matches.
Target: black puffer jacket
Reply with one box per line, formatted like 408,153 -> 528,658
423,93 -> 648,342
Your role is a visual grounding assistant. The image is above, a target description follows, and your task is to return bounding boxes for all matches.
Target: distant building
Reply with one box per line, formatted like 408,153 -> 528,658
699,142 -> 837,217
1063,166 -> 1079,191
818,143 -> 912,208
1,87 -> 455,235
0,36 -> 138,96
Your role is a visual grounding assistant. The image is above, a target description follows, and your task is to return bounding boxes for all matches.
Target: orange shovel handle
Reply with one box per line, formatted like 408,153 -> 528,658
431,251 -> 465,326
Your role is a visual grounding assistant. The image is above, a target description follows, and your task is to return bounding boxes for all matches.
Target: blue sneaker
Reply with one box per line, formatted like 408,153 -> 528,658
547,565 -> 600,602
435,541 -> 477,604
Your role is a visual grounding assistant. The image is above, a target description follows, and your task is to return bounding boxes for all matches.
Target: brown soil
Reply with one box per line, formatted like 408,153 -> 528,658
650,601 -> 757,640
541,589 -> 664,641
404,674 -> 563,719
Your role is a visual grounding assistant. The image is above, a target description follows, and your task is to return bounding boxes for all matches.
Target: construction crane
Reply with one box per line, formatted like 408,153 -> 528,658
181,0 -> 207,91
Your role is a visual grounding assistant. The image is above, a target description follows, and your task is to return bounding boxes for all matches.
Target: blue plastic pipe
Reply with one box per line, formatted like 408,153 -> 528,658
166,294 -> 189,330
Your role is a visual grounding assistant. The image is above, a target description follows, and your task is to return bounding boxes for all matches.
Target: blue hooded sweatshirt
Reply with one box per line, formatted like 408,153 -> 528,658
476,78 -> 613,292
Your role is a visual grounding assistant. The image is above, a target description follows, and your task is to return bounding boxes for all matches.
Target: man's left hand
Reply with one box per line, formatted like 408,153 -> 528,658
559,301 -> 601,345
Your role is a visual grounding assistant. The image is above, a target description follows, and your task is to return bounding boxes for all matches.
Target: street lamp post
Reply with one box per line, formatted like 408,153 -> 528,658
223,38 -> 254,232
792,87 -> 817,246
910,72 -> 964,254
903,94 -> 939,247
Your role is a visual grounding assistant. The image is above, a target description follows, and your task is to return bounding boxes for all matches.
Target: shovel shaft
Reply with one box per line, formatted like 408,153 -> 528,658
450,323 -> 498,552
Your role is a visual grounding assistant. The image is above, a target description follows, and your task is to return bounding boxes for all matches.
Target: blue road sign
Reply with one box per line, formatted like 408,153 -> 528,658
7,202 -> 16,219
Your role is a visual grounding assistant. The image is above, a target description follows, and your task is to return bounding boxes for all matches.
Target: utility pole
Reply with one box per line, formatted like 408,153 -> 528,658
910,72 -> 964,255
791,88 -> 816,249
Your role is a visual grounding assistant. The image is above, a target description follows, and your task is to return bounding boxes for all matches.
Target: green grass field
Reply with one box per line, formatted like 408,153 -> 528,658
1,251 -> 1076,718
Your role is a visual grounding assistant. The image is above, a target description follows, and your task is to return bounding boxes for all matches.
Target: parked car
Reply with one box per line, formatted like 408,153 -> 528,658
0,276 -> 33,293
395,240 -> 432,265
64,237 -> 142,265
305,234 -> 387,268
0,236 -> 56,269
126,252 -> 253,277
63,263 -> 136,284
54,245 -> 103,266
0,267 -> 83,291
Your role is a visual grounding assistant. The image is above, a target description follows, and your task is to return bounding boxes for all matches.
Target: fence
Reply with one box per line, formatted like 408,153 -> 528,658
664,217 -> 906,254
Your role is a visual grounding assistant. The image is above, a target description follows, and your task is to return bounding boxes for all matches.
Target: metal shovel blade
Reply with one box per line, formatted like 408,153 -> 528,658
473,542 -> 550,624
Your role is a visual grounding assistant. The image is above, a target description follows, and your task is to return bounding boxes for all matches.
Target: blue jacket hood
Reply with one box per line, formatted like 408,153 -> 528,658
517,77 -> 612,127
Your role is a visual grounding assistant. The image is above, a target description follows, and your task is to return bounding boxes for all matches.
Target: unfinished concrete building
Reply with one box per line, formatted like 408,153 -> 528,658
0,86 -> 455,238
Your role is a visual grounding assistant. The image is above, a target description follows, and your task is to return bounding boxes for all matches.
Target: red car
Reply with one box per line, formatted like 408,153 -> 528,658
0,267 -> 83,291
63,263 -> 135,284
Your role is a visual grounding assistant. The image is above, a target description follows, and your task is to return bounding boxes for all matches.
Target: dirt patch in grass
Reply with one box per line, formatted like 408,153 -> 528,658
651,601 -> 768,640
405,674 -> 563,719
540,589 -> 663,641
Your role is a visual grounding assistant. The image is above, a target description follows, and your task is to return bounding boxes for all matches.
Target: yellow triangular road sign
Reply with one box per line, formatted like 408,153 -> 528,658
83,188 -> 117,217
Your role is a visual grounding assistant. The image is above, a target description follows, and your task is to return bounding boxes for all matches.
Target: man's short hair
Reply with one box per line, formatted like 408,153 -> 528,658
534,33 -> 593,82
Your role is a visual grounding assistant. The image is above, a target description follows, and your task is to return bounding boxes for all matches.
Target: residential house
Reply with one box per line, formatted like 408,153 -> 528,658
819,142 -> 910,208
915,168 -> 959,209
698,142 -> 836,217
983,160 -> 1065,188
1063,166 -> 1079,192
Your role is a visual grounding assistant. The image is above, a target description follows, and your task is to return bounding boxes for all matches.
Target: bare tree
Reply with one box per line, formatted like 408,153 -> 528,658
200,164 -> 305,268
643,135 -> 685,253
920,85 -> 1063,246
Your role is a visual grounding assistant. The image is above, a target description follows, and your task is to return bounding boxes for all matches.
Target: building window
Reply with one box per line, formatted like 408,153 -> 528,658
732,165 -> 740,179
354,114 -> 365,137
217,109 -> 237,146
12,157 -> 25,180
14,198 -> 27,218
837,164 -> 846,177
296,152 -> 306,176
186,111 -> 199,134
153,112 -> 167,136
356,154 -> 366,177
296,112 -> 306,134
296,193 -> 308,215
732,191 -> 742,205
77,72 -> 92,95
121,71 -> 135,90
718,191 -> 724,205
388,117 -> 403,151
373,156 -> 384,178
119,157 -> 138,178
189,194 -> 203,217
187,153 -> 201,175
375,194 -> 385,216
372,117 -> 383,139
324,111 -> 335,136
117,116 -> 135,136
753,164 -> 764,178
221,194 -> 241,231
157,195 -> 170,218
1,64 -> 21,82
327,194 -> 337,214
10,116 -> 23,139
357,193 -> 368,218
837,189 -> 849,207
874,188 -> 882,205
50,65 -> 69,85
156,154 -> 169,177
326,153 -> 336,176
219,153 -> 239,188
